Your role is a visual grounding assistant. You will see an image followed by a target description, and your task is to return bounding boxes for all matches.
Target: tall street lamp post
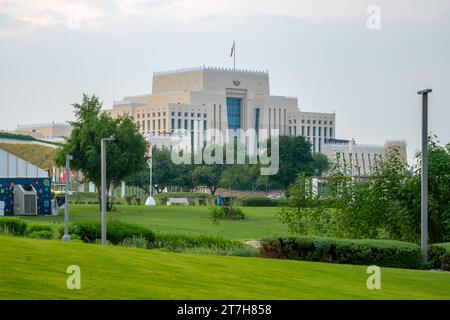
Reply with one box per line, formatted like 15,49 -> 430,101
417,89 -> 432,260
62,154 -> 73,242
101,136 -> 115,245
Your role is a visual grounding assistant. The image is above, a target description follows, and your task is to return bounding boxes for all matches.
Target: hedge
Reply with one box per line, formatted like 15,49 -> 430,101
237,196 -> 280,207
428,243 -> 450,271
260,236 -> 424,269
63,220 -> 155,246
0,218 -> 28,236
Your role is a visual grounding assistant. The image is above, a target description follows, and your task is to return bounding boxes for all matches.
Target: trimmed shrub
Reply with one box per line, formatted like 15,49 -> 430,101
28,230 -> 54,239
27,224 -> 52,234
260,236 -> 424,269
71,220 -> 155,245
209,206 -> 245,221
238,196 -> 279,207
0,218 -> 28,236
428,243 -> 450,271
153,233 -> 242,250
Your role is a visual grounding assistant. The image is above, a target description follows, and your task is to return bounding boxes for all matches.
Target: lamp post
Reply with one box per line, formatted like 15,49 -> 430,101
101,137 -> 115,245
62,154 -> 73,242
144,136 -> 156,206
417,89 -> 432,260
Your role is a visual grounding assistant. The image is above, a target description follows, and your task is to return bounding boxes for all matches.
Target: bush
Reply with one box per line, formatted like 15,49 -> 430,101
120,236 -> 150,249
70,220 -> 155,245
124,195 -> 134,205
428,243 -> 450,271
0,218 -> 28,236
27,224 -> 53,234
28,230 -> 54,239
134,197 -> 142,205
238,196 -> 279,207
209,206 -> 245,221
260,236 -> 424,269
153,233 -> 242,250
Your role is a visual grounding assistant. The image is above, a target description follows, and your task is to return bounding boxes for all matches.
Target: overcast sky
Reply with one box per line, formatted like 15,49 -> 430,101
0,0 -> 449,163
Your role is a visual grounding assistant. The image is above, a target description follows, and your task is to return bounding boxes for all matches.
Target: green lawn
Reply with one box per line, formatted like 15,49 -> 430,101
20,204 -> 287,240
1,236 -> 449,300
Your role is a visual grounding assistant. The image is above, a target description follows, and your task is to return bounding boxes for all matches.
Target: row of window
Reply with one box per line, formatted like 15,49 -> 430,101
301,119 -> 333,125
170,119 -> 207,132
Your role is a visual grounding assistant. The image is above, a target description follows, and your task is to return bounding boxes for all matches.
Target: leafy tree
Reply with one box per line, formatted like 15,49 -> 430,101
269,135 -> 315,189
278,173 -> 329,235
55,94 -> 146,211
191,164 -> 224,195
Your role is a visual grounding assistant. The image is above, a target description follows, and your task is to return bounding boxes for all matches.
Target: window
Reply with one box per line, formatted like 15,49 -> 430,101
184,112 -> 188,117
318,127 -> 322,136
330,127 -> 333,137
318,120 -> 321,125
313,127 -> 316,136
307,120 -> 310,124
289,126 -> 292,135
324,120 -> 327,125
191,119 -> 194,131
313,120 -> 316,124
177,119 -> 181,129
203,120 -> 207,131
171,118 -> 175,131
178,112 -> 181,117
330,121 -> 333,125
226,97 -> 241,130
184,119 -> 188,129
301,119 -> 305,124
302,126 -> 305,136
163,119 -> 166,130
197,113 -> 201,118
137,114 -> 140,119
324,127 -> 328,137
294,126 -> 297,136
171,112 -> 175,116
204,113 -> 207,118
191,112 -> 194,117
147,120 -> 150,130
307,127 -> 310,136
148,113 -> 151,117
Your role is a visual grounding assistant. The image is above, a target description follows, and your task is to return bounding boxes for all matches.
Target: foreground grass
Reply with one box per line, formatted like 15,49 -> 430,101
20,204 -> 287,240
0,236 -> 449,300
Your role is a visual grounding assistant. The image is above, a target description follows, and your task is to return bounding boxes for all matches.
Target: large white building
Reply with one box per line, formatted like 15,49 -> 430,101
106,66 -> 336,152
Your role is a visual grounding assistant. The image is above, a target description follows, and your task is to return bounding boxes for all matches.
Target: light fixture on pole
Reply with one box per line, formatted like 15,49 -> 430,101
101,136 -> 115,245
417,88 -> 432,261
145,138 -> 156,206
62,154 -> 73,242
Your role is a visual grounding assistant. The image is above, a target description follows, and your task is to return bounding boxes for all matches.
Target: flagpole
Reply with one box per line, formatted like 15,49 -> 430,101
234,41 -> 236,70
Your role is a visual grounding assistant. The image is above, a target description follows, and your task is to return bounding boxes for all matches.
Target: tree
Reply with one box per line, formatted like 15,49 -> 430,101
55,94 -> 146,211
278,173 -> 329,235
191,164 -> 224,195
268,135 -> 315,189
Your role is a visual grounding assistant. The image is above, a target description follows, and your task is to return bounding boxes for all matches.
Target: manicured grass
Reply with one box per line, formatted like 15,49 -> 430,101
20,204 -> 288,240
0,236 -> 449,300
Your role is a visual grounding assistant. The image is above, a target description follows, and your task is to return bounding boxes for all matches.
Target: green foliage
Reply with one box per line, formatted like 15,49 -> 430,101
260,236 -> 424,269
69,220 -> 155,245
238,196 -> 279,207
279,174 -> 332,235
27,224 -> 53,233
325,136 -> 450,243
28,230 -> 54,239
191,164 -> 224,195
209,206 -> 245,222
124,195 -> 134,205
268,135 -> 314,189
428,243 -> 450,271
120,236 -> 150,249
55,94 -> 147,211
0,132 -> 35,141
0,218 -> 28,236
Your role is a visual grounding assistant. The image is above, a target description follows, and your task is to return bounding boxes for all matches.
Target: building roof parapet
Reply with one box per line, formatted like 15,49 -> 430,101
153,65 -> 269,77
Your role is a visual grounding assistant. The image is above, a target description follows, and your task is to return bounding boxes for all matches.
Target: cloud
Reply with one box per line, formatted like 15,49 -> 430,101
0,0 -> 449,36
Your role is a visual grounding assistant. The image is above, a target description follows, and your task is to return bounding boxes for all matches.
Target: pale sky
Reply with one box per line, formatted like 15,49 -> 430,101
0,0 -> 449,163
